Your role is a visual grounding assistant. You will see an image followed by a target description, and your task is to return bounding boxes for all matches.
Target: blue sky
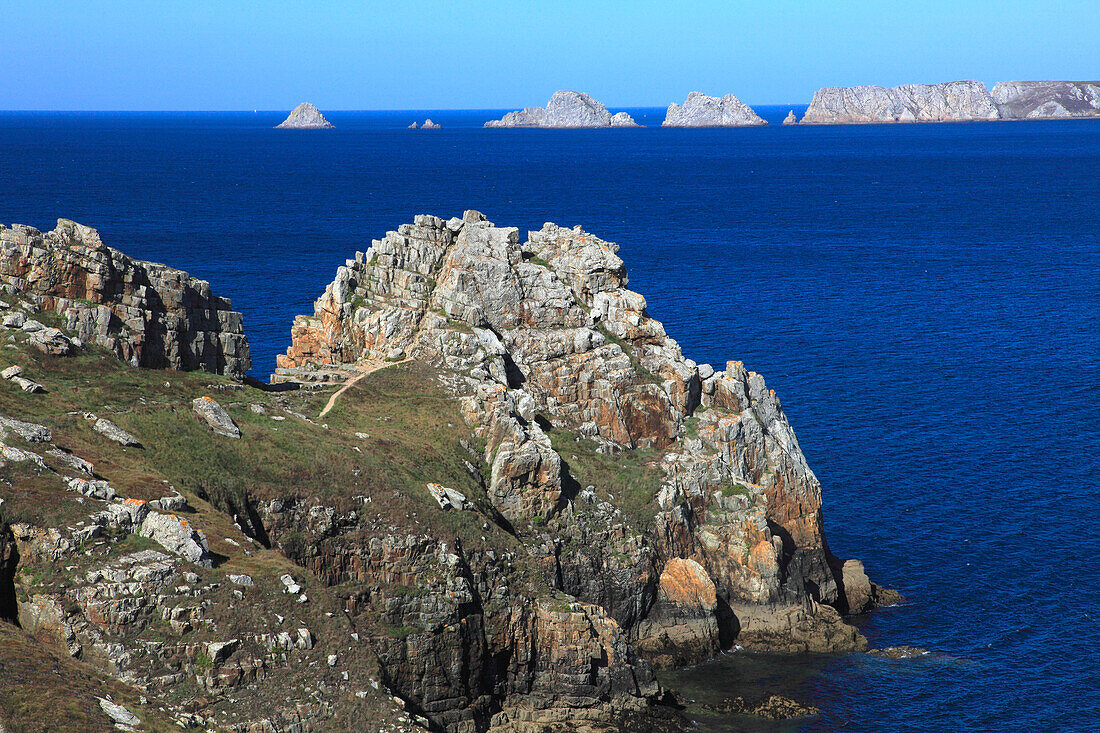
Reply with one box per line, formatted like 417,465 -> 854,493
4,0 -> 1097,110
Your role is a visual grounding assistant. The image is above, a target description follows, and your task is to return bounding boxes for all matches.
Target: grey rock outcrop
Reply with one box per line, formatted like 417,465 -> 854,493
801,80 -> 1000,124
91,416 -> 142,447
275,102 -> 334,129
0,220 -> 250,378
782,110 -> 798,125
408,121 -> 419,129
992,80 -> 1100,119
421,119 -> 441,129
485,91 -> 639,128
662,92 -> 767,127
192,396 -> 241,439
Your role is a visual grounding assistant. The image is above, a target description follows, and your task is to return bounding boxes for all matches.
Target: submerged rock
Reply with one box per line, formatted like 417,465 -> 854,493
702,694 -> 819,720
275,102 -> 334,129
992,80 -> 1100,119
801,80 -> 1000,124
485,90 -> 639,128
662,91 -> 767,127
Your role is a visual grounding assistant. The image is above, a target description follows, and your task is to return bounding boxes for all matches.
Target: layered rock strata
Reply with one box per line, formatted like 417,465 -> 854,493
275,102 -> 334,129
662,92 -> 767,127
485,91 -> 639,128
0,220 -> 250,378
991,80 -> 1100,119
801,80 -> 1000,124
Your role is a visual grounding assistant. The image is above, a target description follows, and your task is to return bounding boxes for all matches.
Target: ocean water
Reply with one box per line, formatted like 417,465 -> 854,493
1,107 -> 1098,731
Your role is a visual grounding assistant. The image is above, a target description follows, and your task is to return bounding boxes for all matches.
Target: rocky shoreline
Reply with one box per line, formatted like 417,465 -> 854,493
0,213 -> 903,731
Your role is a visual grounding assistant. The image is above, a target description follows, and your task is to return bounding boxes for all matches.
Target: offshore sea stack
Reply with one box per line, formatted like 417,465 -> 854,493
275,102 -> 334,129
662,92 -> 767,127
485,90 -> 639,128
801,80 -> 1000,124
0,219 -> 250,378
991,80 -> 1100,119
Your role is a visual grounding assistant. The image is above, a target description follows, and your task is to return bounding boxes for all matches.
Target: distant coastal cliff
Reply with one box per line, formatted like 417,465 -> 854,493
801,81 -> 999,124
800,80 -> 1100,124
485,91 -> 639,128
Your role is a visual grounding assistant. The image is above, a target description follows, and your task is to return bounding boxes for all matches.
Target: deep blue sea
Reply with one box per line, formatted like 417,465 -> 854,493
1,106 -> 1097,731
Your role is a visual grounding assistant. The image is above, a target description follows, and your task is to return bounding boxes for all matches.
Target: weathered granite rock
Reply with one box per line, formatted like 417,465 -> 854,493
421,119 -> 441,129
139,511 -> 211,566
801,80 -> 1000,124
408,121 -> 419,129
991,80 -> 1100,119
782,110 -> 798,125
275,102 -> 334,129
97,697 -> 141,729
485,91 -> 639,128
275,212 -> 882,676
0,414 -> 51,442
635,558 -> 720,668
92,417 -> 142,447
192,396 -> 241,438
662,91 -> 767,127
0,220 -> 250,378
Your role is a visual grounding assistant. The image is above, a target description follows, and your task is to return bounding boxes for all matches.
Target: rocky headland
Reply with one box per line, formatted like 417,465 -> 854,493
0,213 -> 898,732
801,80 -> 1000,124
991,80 -> 1100,119
485,91 -> 639,128
275,102 -> 334,129
661,92 -> 766,127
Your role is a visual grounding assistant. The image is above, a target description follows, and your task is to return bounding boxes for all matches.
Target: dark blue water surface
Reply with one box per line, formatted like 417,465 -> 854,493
1,107 -> 1098,731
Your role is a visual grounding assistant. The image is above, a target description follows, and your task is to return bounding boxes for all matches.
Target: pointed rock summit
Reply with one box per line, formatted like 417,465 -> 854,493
662,92 -> 767,127
485,91 -> 639,128
782,110 -> 798,125
275,102 -> 334,129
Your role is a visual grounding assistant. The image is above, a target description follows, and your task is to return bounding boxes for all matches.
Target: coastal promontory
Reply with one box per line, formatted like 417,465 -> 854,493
0,211 -> 897,732
801,80 -> 1000,124
662,92 -> 767,127
485,90 -> 639,128
991,80 -> 1100,119
275,102 -> 334,129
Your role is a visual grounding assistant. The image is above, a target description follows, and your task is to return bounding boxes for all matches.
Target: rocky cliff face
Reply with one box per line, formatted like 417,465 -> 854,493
0,219 -> 250,378
276,102 -> 334,129
277,212 -> 888,660
991,80 -> 1100,119
662,92 -> 766,127
485,91 -> 639,128
801,80 -> 1000,124
0,213 -> 895,733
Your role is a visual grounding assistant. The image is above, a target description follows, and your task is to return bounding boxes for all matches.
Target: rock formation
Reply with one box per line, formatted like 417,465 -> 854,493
277,212 -> 886,667
801,80 -> 1000,124
0,220 -> 250,378
0,212 -> 898,733
421,119 -> 441,129
275,102 -> 334,129
662,92 -> 767,127
485,91 -> 640,128
991,80 -> 1100,119
782,110 -> 798,125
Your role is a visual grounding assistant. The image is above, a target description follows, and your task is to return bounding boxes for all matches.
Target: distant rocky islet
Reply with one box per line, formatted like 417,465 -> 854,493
275,102 -> 333,129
